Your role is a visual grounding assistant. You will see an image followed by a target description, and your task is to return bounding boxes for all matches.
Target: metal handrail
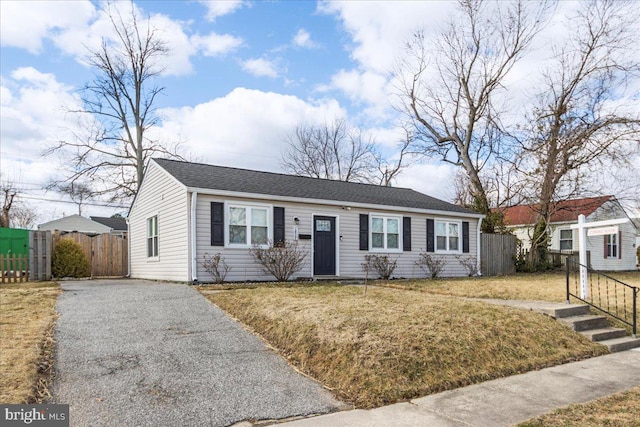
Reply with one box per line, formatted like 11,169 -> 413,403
566,259 -> 637,337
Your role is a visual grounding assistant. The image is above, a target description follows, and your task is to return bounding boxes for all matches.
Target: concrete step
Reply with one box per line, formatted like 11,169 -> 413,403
581,327 -> 628,342
559,314 -> 609,332
540,304 -> 591,319
600,336 -> 640,353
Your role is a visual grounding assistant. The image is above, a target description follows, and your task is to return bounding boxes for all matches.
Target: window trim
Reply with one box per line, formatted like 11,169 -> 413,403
434,219 -> 462,254
559,228 -> 573,251
224,201 -> 273,248
368,212 -> 403,253
146,215 -> 159,260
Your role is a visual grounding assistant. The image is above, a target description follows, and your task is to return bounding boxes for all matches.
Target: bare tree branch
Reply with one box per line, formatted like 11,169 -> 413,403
46,2 -> 187,203
395,0 -> 551,231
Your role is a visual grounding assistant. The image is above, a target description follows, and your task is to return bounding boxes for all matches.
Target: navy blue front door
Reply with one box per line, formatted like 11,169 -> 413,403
313,216 -> 336,275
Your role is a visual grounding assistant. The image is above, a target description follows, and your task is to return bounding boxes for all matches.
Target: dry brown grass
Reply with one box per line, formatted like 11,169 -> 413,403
0,282 -> 61,403
379,270 -> 640,303
519,385 -> 640,427
202,285 -> 608,408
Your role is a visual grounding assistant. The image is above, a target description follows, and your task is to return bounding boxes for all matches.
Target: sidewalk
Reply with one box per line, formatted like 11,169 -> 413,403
276,349 -> 640,427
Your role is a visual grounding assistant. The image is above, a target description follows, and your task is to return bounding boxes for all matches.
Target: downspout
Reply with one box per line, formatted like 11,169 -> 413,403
190,191 -> 198,283
476,217 -> 483,276
126,217 -> 131,278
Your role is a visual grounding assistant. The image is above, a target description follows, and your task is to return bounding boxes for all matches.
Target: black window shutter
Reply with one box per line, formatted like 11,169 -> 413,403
211,202 -> 224,246
426,219 -> 435,253
604,235 -> 608,259
359,214 -> 369,251
274,207 -> 285,245
403,217 -> 411,252
462,221 -> 470,253
618,231 -> 622,259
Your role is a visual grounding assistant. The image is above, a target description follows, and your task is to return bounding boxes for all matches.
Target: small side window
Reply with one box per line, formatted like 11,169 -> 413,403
147,216 -> 158,258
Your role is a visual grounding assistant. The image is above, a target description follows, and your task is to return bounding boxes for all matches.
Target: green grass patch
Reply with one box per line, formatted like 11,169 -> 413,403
201,285 -> 608,408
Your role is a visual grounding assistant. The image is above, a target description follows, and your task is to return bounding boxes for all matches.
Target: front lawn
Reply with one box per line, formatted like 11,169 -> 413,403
201,285 -> 607,408
0,282 -> 61,403
379,271 -> 640,303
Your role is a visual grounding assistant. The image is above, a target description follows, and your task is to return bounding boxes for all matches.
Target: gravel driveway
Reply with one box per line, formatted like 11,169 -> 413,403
51,280 -> 343,426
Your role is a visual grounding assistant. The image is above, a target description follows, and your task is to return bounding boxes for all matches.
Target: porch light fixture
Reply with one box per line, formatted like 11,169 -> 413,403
294,217 -> 300,225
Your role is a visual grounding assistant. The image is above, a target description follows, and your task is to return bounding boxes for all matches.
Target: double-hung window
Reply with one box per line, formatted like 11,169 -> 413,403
435,220 -> 460,252
228,205 -> 269,246
370,215 -> 401,251
147,216 -> 158,258
559,229 -> 573,251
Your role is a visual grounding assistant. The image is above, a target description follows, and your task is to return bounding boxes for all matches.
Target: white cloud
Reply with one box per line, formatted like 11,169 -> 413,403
241,58 -> 280,78
151,88 -> 345,172
395,163 -> 456,202
199,0 -> 247,21
0,68 -> 99,221
0,0 -> 96,53
0,1 -> 242,77
191,32 -> 243,57
292,29 -> 318,49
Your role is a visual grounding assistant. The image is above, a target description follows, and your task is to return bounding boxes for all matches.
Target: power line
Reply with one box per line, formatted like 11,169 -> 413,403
16,194 -> 128,209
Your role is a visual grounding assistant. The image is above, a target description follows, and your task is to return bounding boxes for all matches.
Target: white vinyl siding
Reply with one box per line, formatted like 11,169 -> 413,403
129,162 -> 189,281
194,194 -> 479,281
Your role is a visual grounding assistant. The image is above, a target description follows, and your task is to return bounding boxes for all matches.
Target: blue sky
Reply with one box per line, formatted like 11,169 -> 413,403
1,0 -> 638,224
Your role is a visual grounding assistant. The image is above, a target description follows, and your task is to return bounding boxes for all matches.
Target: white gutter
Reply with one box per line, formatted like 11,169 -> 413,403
476,217 -> 483,276
190,191 -> 198,283
184,186 -> 485,219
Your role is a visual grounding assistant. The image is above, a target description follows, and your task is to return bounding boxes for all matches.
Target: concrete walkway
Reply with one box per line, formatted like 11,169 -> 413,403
277,296 -> 640,426
277,349 -> 640,427
51,280 -> 344,427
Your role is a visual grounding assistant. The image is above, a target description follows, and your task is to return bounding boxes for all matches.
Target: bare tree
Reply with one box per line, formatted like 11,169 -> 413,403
9,204 -> 39,230
0,180 -> 38,229
516,0 -> 640,267
48,181 -> 95,216
282,118 -> 410,185
282,119 -> 377,182
396,0 -> 550,231
1,184 -> 17,228
46,2 -> 185,202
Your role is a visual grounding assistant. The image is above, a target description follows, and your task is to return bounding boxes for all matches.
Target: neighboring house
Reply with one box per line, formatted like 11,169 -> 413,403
38,214 -> 127,236
90,216 -> 128,236
38,214 -> 112,235
500,196 -> 638,271
128,159 -> 485,282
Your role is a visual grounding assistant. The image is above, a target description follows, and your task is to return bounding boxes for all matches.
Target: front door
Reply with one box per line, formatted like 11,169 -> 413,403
313,216 -> 336,276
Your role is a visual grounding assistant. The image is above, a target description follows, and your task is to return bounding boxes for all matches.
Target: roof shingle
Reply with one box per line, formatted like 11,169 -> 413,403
154,158 -> 477,215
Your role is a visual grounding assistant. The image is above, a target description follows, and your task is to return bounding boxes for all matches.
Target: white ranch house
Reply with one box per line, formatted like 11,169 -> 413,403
501,196 -> 638,271
128,159 -> 484,282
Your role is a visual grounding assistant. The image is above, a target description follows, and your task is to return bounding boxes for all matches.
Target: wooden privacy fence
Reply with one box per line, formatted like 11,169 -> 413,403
30,230 -> 52,281
53,231 -> 128,277
0,254 -> 29,283
481,233 -> 516,276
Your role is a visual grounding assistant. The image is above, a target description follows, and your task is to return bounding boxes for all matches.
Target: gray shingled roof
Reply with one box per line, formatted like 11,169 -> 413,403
154,158 -> 477,215
90,216 -> 128,231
